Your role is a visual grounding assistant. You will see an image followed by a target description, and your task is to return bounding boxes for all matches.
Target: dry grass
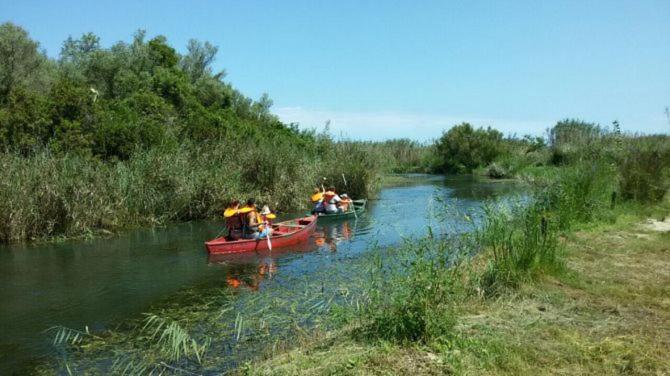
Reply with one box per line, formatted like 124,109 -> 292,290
244,213 -> 670,375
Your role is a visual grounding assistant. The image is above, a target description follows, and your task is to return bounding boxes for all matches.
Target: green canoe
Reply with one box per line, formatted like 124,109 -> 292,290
312,199 -> 367,220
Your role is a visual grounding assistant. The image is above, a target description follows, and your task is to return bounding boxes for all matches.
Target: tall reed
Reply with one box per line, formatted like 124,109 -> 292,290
0,136 -> 389,242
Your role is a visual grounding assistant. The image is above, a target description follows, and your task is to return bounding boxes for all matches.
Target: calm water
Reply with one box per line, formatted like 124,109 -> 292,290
0,175 -> 519,374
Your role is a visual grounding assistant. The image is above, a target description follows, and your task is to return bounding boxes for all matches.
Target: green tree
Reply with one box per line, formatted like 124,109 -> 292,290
434,123 -> 505,173
180,39 -> 222,83
0,87 -> 51,153
0,22 -> 51,100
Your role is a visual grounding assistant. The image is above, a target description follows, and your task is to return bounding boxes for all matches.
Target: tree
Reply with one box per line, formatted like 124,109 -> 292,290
60,32 -> 100,64
180,39 -> 222,83
252,92 -> 274,120
0,22 -> 50,101
434,123 -> 505,173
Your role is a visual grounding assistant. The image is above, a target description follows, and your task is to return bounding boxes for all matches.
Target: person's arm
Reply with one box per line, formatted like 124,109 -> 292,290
248,212 -> 258,227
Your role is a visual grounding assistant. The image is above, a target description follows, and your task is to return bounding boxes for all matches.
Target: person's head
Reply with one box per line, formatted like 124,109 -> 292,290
328,186 -> 336,192
260,205 -> 271,215
313,187 -> 321,194
341,193 -> 349,199
246,198 -> 256,208
229,199 -> 240,209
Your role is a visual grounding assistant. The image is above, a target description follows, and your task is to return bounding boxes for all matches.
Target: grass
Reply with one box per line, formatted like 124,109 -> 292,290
244,210 -> 670,375
28,145 -> 670,374
240,158 -> 669,375
0,137 -> 407,243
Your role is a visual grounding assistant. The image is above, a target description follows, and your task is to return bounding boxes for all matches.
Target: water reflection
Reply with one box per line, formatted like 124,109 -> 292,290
207,218 -> 365,291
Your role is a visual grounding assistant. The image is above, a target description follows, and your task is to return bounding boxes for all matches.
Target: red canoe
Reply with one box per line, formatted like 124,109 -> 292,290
205,215 -> 317,255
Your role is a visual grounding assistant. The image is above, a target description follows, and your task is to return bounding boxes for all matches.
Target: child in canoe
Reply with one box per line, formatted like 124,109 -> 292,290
240,199 -> 276,240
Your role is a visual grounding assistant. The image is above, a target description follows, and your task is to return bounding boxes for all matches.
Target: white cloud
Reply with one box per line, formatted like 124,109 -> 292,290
274,107 -> 551,141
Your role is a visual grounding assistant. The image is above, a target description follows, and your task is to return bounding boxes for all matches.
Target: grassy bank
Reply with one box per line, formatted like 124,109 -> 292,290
36,156 -> 670,375
240,155 -> 670,375
247,211 -> 670,375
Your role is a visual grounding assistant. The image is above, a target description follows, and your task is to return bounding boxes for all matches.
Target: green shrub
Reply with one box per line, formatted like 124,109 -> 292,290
534,162 -> 617,229
359,238 -> 465,343
434,123 -> 505,173
476,202 -> 561,295
617,135 -> 670,203
548,119 -> 609,165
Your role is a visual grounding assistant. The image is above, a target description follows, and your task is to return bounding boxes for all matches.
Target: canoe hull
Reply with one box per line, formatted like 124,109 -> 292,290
205,215 -> 317,255
314,199 -> 367,220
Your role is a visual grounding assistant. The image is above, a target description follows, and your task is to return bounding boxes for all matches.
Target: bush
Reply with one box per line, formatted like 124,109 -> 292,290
360,238 -> 465,343
476,202 -> 561,295
434,123 -> 505,173
486,162 -> 509,179
617,135 -> 670,203
548,119 -> 608,165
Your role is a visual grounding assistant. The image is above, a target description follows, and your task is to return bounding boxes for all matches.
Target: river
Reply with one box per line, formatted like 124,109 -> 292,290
0,175 -> 519,374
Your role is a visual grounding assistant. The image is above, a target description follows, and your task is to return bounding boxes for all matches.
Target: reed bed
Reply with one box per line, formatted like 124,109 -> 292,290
0,136 -> 418,243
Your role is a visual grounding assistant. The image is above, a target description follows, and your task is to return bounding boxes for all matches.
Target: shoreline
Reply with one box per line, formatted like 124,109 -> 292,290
244,208 -> 670,375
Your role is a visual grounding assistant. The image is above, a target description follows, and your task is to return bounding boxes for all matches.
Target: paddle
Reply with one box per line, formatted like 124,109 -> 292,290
265,219 -> 272,251
261,211 -> 276,251
341,173 -> 358,219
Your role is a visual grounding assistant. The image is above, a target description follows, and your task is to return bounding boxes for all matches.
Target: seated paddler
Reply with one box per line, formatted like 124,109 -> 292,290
224,200 -> 243,240
240,198 -> 261,239
323,186 -> 342,214
258,205 -> 276,238
310,187 -> 325,214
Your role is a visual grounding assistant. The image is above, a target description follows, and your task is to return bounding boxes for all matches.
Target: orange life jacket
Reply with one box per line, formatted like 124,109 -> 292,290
323,191 -> 337,204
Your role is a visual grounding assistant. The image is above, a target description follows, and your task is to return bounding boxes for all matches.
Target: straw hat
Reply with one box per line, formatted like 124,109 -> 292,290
260,205 -> 272,215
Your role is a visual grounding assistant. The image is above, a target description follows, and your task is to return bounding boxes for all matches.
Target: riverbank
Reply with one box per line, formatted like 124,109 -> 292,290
244,208 -> 670,375
24,166 -> 669,374
10,175 -> 497,375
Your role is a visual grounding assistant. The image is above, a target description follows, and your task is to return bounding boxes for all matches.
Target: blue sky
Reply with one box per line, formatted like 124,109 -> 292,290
2,0 -> 669,140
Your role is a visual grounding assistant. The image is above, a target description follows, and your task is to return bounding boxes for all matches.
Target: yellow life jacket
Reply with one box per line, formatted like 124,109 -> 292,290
237,206 -> 254,214
259,212 -> 277,232
224,208 -> 239,218
241,207 -> 263,232
310,192 -> 324,203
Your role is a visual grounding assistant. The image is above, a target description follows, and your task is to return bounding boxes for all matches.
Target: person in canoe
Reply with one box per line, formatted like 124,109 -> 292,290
339,193 -> 356,212
223,200 -> 243,240
310,187 -> 325,214
259,205 -> 277,237
239,198 -> 261,239
323,186 -> 343,214
241,199 -> 275,240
